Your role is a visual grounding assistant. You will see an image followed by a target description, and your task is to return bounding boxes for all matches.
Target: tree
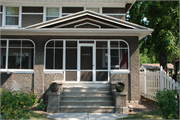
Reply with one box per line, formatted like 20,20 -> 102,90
127,1 -> 179,71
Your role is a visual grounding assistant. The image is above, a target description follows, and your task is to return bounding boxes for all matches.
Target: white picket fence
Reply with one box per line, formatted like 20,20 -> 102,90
140,66 -> 180,101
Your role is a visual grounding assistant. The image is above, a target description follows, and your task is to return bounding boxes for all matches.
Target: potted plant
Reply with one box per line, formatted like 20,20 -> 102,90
116,82 -> 125,92
49,82 -> 59,92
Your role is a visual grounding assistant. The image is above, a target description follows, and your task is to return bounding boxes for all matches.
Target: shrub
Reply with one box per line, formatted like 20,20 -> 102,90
36,99 -> 47,110
0,88 -> 38,119
155,88 -> 179,119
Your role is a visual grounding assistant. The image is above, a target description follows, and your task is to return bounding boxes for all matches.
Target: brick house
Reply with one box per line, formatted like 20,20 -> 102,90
0,0 -> 153,113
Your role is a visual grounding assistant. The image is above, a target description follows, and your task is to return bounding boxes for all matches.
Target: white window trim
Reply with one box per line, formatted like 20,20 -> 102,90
2,5 -> 22,27
0,39 -> 35,73
43,6 -> 61,22
84,5 -> 102,14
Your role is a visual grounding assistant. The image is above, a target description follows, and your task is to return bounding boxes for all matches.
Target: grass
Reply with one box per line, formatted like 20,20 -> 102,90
27,111 -> 54,120
117,110 -> 162,119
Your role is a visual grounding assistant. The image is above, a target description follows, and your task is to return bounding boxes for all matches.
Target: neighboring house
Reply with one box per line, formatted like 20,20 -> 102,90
140,63 -> 174,75
0,0 -> 153,108
173,60 -> 179,82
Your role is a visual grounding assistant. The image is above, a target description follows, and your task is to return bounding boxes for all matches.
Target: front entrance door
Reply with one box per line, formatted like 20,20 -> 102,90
78,44 -> 95,82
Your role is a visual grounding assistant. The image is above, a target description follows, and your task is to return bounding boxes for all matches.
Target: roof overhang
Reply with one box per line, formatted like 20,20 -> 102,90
0,28 -> 153,40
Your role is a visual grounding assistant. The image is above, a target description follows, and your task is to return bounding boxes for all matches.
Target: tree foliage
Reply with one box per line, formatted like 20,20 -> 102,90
127,1 -> 179,69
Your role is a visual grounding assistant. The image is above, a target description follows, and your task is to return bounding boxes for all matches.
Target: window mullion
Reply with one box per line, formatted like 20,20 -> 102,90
6,40 -> 9,69
118,41 -> 120,69
53,40 -> 55,69
20,40 -> 22,69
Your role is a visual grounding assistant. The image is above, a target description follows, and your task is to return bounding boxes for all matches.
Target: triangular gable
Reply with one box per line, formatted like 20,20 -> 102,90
26,10 -> 151,30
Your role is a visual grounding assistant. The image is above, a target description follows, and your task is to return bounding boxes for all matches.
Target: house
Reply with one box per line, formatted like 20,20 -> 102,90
0,0 -> 153,113
140,63 -> 174,75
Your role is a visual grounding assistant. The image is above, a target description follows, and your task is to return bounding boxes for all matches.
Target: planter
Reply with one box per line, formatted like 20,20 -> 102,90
115,82 -> 125,92
49,82 -> 59,92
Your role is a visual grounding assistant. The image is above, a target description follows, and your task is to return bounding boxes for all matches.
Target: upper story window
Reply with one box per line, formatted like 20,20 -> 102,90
0,39 -> 35,72
85,7 -> 100,13
46,7 -> 59,21
5,7 -> 19,25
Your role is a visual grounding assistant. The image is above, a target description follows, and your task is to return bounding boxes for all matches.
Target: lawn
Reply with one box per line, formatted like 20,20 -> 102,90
117,110 -> 162,119
27,111 -> 54,120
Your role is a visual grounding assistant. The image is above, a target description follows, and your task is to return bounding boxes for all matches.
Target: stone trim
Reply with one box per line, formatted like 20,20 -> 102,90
112,90 -> 128,113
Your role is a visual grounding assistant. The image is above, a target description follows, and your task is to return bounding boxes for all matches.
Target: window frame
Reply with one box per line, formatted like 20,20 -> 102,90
2,5 -> 22,27
43,6 -> 61,22
0,39 -> 35,73
84,5 -> 102,13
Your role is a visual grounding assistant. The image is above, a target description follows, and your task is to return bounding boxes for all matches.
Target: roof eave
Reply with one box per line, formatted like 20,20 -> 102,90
0,28 -> 153,40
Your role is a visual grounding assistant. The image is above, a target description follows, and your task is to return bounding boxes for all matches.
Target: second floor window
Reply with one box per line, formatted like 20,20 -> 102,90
6,7 -> 19,25
46,7 -> 59,21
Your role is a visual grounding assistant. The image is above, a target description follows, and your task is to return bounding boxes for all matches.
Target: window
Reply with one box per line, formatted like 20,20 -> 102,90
110,41 -> 129,70
46,7 -> 59,21
45,40 -> 63,69
0,39 -> 35,72
86,7 -> 100,13
5,7 -> 19,25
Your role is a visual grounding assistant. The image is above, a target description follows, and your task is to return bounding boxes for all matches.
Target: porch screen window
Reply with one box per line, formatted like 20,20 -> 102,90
0,39 -> 35,69
6,7 -> 19,25
45,40 -> 63,69
46,7 -> 59,21
110,41 -> 129,69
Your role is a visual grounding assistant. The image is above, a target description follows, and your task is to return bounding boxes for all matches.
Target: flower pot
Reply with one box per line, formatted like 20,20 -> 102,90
49,82 -> 59,92
115,82 -> 125,92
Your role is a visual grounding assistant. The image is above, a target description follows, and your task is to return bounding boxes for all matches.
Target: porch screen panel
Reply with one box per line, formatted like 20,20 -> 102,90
1,40 -> 6,69
46,49 -> 53,69
21,48 -> 34,69
46,40 -> 63,69
81,47 -> 92,70
66,41 -> 77,69
96,41 -> 108,70
110,41 -> 129,70
66,71 -> 77,81
66,49 -> 77,69
81,71 -> 93,81
96,71 -> 108,81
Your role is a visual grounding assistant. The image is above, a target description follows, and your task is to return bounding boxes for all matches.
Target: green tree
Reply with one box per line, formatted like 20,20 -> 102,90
127,1 -> 179,70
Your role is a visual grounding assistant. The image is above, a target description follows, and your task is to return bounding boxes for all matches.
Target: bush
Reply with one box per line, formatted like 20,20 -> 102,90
0,88 -> 38,119
156,88 -> 179,119
36,99 -> 47,110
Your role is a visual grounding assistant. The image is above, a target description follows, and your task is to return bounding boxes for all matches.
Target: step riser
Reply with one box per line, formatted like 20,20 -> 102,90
62,93 -> 111,96
61,97 -> 112,100
59,108 -> 115,113
60,102 -> 114,106
63,88 -> 110,92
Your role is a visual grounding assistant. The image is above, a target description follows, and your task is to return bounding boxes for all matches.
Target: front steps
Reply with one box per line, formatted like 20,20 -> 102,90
59,84 -> 115,113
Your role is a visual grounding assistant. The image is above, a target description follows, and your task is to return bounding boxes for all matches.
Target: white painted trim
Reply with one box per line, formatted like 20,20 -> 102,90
74,22 -> 101,29
110,70 -> 130,74
44,70 -> 63,73
0,69 -> 34,74
43,6 -> 61,21
3,5 -> 21,27
22,13 -> 44,15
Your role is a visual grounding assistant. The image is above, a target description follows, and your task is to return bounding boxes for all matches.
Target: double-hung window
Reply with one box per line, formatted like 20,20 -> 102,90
46,7 -> 59,21
5,7 -> 20,26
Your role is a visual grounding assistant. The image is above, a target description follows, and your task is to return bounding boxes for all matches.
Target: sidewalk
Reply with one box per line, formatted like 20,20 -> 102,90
46,113 -> 128,120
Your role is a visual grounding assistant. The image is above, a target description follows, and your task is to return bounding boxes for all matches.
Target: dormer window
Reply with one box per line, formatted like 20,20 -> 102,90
46,7 -> 59,21
5,7 -> 19,25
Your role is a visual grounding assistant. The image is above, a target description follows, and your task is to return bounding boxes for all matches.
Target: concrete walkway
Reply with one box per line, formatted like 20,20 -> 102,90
47,113 -> 128,120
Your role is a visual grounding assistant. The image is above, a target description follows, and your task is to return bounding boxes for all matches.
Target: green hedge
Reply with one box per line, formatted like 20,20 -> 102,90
156,88 -> 179,119
0,88 -> 38,119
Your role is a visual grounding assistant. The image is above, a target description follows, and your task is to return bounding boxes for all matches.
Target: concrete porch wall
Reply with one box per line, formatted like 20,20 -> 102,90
1,35 -> 140,102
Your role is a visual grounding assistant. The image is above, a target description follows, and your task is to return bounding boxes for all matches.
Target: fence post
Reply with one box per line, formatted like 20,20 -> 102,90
160,66 -> 163,91
144,68 -> 146,97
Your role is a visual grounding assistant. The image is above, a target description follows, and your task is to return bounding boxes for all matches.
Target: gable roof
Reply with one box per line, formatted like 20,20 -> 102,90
26,10 -> 152,30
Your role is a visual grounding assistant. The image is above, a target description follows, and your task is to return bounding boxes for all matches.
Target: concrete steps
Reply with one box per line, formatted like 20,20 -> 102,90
59,84 -> 115,113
